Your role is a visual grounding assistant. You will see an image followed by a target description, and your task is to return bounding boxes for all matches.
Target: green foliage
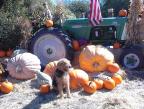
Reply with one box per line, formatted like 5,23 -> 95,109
67,1 -> 89,18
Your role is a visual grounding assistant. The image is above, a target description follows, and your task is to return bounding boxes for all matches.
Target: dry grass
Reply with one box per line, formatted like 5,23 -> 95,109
0,70 -> 144,109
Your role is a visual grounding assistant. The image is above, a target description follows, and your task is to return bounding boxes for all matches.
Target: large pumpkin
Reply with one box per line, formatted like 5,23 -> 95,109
79,45 -> 114,73
7,52 -> 41,80
69,69 -> 89,89
43,61 -> 58,78
1,80 -> 13,94
83,81 -> 97,94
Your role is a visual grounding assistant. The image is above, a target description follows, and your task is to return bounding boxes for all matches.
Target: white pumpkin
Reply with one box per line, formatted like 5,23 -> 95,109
7,52 -> 41,80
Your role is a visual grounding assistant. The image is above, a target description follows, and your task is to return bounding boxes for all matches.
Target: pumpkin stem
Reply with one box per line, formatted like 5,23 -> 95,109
92,62 -> 99,67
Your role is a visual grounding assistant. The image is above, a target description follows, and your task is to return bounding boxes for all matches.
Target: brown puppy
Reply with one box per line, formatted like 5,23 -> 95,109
54,58 -> 72,98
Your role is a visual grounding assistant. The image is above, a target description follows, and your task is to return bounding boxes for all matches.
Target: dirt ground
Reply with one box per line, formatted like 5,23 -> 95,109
0,69 -> 144,109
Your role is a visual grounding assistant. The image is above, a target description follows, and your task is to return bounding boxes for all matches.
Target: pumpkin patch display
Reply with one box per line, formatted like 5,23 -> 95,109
83,81 -> 97,94
39,84 -> 50,94
69,69 -> 89,89
107,62 -> 120,73
93,79 -> 104,90
43,61 -> 58,78
7,52 -> 41,80
79,45 -> 114,73
103,77 -> 115,90
1,80 -> 13,94
112,74 -> 123,85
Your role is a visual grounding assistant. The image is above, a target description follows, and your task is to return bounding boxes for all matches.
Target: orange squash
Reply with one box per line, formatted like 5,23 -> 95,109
72,40 -> 80,51
79,45 -> 114,73
103,78 -> 115,90
0,50 -> 5,58
43,61 -> 58,78
93,79 -> 104,90
119,9 -> 127,17
1,80 -> 14,94
69,69 -> 89,88
45,19 -> 53,27
112,74 -> 122,85
39,84 -> 50,94
107,62 -> 120,73
83,81 -> 97,94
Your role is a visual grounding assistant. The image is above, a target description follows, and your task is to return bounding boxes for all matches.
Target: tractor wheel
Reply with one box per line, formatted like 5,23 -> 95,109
119,49 -> 144,69
28,27 -> 73,67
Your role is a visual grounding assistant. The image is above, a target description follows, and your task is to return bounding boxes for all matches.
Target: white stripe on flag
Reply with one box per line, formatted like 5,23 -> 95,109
89,0 -> 102,26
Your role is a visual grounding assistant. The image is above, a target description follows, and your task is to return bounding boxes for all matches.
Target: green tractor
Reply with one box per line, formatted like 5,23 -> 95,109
27,3 -> 144,69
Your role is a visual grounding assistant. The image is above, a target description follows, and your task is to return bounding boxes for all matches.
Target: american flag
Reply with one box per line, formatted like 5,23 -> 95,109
89,0 -> 102,26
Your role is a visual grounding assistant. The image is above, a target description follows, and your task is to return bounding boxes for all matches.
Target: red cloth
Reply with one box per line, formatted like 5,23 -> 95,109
89,0 -> 102,26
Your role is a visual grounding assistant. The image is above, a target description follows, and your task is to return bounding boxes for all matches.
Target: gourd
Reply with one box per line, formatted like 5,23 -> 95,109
107,62 -> 120,73
119,9 -> 127,17
93,79 -> 103,90
79,45 -> 114,73
39,84 -> 50,94
43,61 -> 58,78
83,81 -> 97,94
1,80 -> 13,94
7,52 -> 41,80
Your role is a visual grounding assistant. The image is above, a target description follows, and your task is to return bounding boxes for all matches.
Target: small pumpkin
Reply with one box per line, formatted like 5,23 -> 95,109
103,77 -> 115,90
113,42 -> 121,49
39,84 -> 50,94
43,61 -> 58,78
83,81 -> 97,94
107,62 -> 120,73
45,19 -> 53,27
72,40 -> 80,51
79,45 -> 114,73
93,79 -> 103,90
119,9 -> 127,17
69,69 -> 89,88
0,50 -> 5,58
112,74 -> 123,85
1,80 -> 14,94
6,48 -> 13,57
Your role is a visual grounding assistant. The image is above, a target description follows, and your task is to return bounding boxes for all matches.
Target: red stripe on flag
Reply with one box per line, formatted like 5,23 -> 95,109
89,0 -> 102,26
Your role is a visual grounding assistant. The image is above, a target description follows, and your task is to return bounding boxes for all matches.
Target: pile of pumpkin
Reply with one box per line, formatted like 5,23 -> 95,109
42,45 -> 125,94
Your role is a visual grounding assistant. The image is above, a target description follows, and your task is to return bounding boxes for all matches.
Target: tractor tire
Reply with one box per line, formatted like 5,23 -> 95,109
28,27 -> 73,67
119,49 -> 144,69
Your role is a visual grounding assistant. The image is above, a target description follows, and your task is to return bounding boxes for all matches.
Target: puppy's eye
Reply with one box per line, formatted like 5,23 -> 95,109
68,66 -> 72,68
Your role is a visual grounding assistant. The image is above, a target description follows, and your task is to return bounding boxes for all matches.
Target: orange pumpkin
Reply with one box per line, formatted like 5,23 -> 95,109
119,9 -> 127,17
72,40 -> 80,51
112,74 -> 123,85
70,79 -> 79,90
69,69 -> 89,88
6,49 -> 13,57
1,80 -> 14,94
39,84 -> 50,94
113,42 -> 121,49
83,81 -> 97,94
107,62 -> 120,73
45,19 -> 53,27
0,50 -> 5,58
93,79 -> 104,90
103,78 -> 115,90
79,45 -> 114,73
43,61 -> 58,78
